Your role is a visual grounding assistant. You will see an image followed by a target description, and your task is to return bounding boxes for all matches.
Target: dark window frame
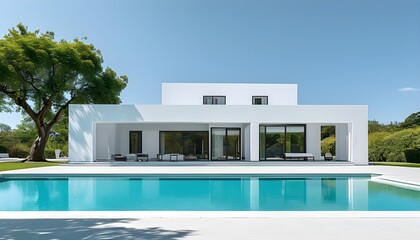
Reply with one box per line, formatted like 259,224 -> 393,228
259,124 -> 306,161
252,96 -> 268,105
158,131 -> 209,159
129,131 -> 142,154
203,96 -> 226,105
210,127 -> 241,161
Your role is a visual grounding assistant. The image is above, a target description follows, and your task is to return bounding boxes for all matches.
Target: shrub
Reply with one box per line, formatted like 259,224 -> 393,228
368,127 -> 420,162
45,140 -> 68,159
0,145 -> 8,153
8,144 -> 30,158
368,132 -> 388,161
404,148 -> 420,163
321,136 -> 336,156
44,148 -> 56,159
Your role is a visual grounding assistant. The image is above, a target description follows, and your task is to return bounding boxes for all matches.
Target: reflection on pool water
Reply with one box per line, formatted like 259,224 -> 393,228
0,175 -> 420,211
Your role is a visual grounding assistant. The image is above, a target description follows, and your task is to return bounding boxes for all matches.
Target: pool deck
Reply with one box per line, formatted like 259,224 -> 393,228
1,163 -> 420,239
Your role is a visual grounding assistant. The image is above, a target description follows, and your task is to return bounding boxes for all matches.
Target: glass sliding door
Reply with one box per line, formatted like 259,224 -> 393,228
160,131 -> 209,160
211,129 -> 226,160
226,129 -> 240,160
286,126 -> 305,153
160,132 -> 183,155
265,126 -> 285,160
129,131 -> 142,154
211,128 -> 241,160
259,125 -> 306,160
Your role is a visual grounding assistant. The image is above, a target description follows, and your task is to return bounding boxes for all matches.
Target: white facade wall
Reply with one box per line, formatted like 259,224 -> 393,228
162,83 -> 298,105
244,124 -> 251,161
336,123 -> 350,161
306,123 -> 322,160
95,123 -> 116,160
70,104 -> 368,164
249,123 -> 260,161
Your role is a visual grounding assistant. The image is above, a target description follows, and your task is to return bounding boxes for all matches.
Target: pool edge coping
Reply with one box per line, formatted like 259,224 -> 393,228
1,211 -> 420,219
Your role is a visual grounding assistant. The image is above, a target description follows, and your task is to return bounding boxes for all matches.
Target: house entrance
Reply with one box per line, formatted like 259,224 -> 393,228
259,125 -> 306,160
211,128 -> 241,160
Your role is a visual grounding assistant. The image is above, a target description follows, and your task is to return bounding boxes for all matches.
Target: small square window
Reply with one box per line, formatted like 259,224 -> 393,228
252,96 -> 268,105
203,96 -> 226,105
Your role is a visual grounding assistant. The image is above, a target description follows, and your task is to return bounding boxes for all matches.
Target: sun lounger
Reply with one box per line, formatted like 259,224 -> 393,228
136,153 -> 149,161
157,154 -> 185,161
284,153 -> 315,161
114,155 -> 127,161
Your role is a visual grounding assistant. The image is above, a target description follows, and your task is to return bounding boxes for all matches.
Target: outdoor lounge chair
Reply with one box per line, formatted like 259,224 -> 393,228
136,153 -> 149,161
114,154 -> 127,161
158,154 -> 184,161
284,153 -> 315,161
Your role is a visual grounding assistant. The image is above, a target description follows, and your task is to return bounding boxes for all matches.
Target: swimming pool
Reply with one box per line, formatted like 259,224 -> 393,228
1,174 -> 420,211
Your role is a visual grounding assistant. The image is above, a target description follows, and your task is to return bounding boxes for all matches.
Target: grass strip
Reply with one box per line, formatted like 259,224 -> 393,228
370,162 -> 420,168
0,162 -> 63,172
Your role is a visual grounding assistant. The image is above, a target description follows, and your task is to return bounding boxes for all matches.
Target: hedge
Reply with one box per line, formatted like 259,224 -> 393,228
321,136 -> 336,156
369,127 -> 420,162
404,148 -> 420,163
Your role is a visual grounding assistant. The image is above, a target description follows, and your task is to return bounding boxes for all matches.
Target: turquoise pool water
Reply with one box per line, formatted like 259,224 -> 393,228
1,175 -> 420,211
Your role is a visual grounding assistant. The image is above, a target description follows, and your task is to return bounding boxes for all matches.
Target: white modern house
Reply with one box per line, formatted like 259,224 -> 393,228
69,83 -> 368,165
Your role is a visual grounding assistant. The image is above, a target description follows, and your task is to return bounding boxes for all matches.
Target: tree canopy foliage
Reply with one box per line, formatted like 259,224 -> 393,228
368,112 -> 420,162
321,125 -> 335,140
400,111 -> 420,129
0,123 -> 11,132
369,127 -> 420,162
0,24 -> 127,161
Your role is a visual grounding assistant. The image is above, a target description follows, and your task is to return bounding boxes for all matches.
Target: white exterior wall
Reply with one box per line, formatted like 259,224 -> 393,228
249,123 -> 260,161
306,123 -> 322,160
95,123 -> 116,160
162,83 -> 298,105
336,123 -> 350,161
244,124 -> 250,161
69,104 -> 368,164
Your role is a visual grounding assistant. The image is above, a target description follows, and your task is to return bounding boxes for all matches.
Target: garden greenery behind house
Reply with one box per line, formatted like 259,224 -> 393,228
0,115 -> 68,158
321,111 -> 420,163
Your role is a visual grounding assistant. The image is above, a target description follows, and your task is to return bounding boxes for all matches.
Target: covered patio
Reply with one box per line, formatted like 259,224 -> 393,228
93,121 -> 353,163
69,104 -> 367,164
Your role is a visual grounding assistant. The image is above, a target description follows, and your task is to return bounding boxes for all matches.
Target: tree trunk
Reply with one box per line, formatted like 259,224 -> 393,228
27,131 -> 50,162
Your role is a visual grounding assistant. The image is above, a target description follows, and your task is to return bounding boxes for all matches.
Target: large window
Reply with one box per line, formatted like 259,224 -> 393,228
286,126 -> 305,153
159,131 -> 209,160
252,96 -> 268,105
203,96 -> 226,105
211,128 -> 241,160
129,131 -> 142,154
259,125 -> 306,160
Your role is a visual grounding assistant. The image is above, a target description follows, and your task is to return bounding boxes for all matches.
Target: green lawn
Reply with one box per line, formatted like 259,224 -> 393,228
0,162 -> 63,172
370,162 -> 420,168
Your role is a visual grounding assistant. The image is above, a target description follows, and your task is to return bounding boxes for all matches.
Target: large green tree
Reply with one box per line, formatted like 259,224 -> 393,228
401,111 -> 420,129
0,24 -> 127,161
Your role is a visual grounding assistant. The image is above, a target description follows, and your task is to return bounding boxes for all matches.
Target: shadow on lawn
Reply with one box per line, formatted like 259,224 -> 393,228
0,218 -> 195,240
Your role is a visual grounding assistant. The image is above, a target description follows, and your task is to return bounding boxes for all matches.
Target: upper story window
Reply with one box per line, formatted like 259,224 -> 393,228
252,96 -> 268,105
203,96 -> 226,105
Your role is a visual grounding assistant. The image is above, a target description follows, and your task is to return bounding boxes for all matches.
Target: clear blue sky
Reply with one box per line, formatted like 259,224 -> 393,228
1,0 -> 419,128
